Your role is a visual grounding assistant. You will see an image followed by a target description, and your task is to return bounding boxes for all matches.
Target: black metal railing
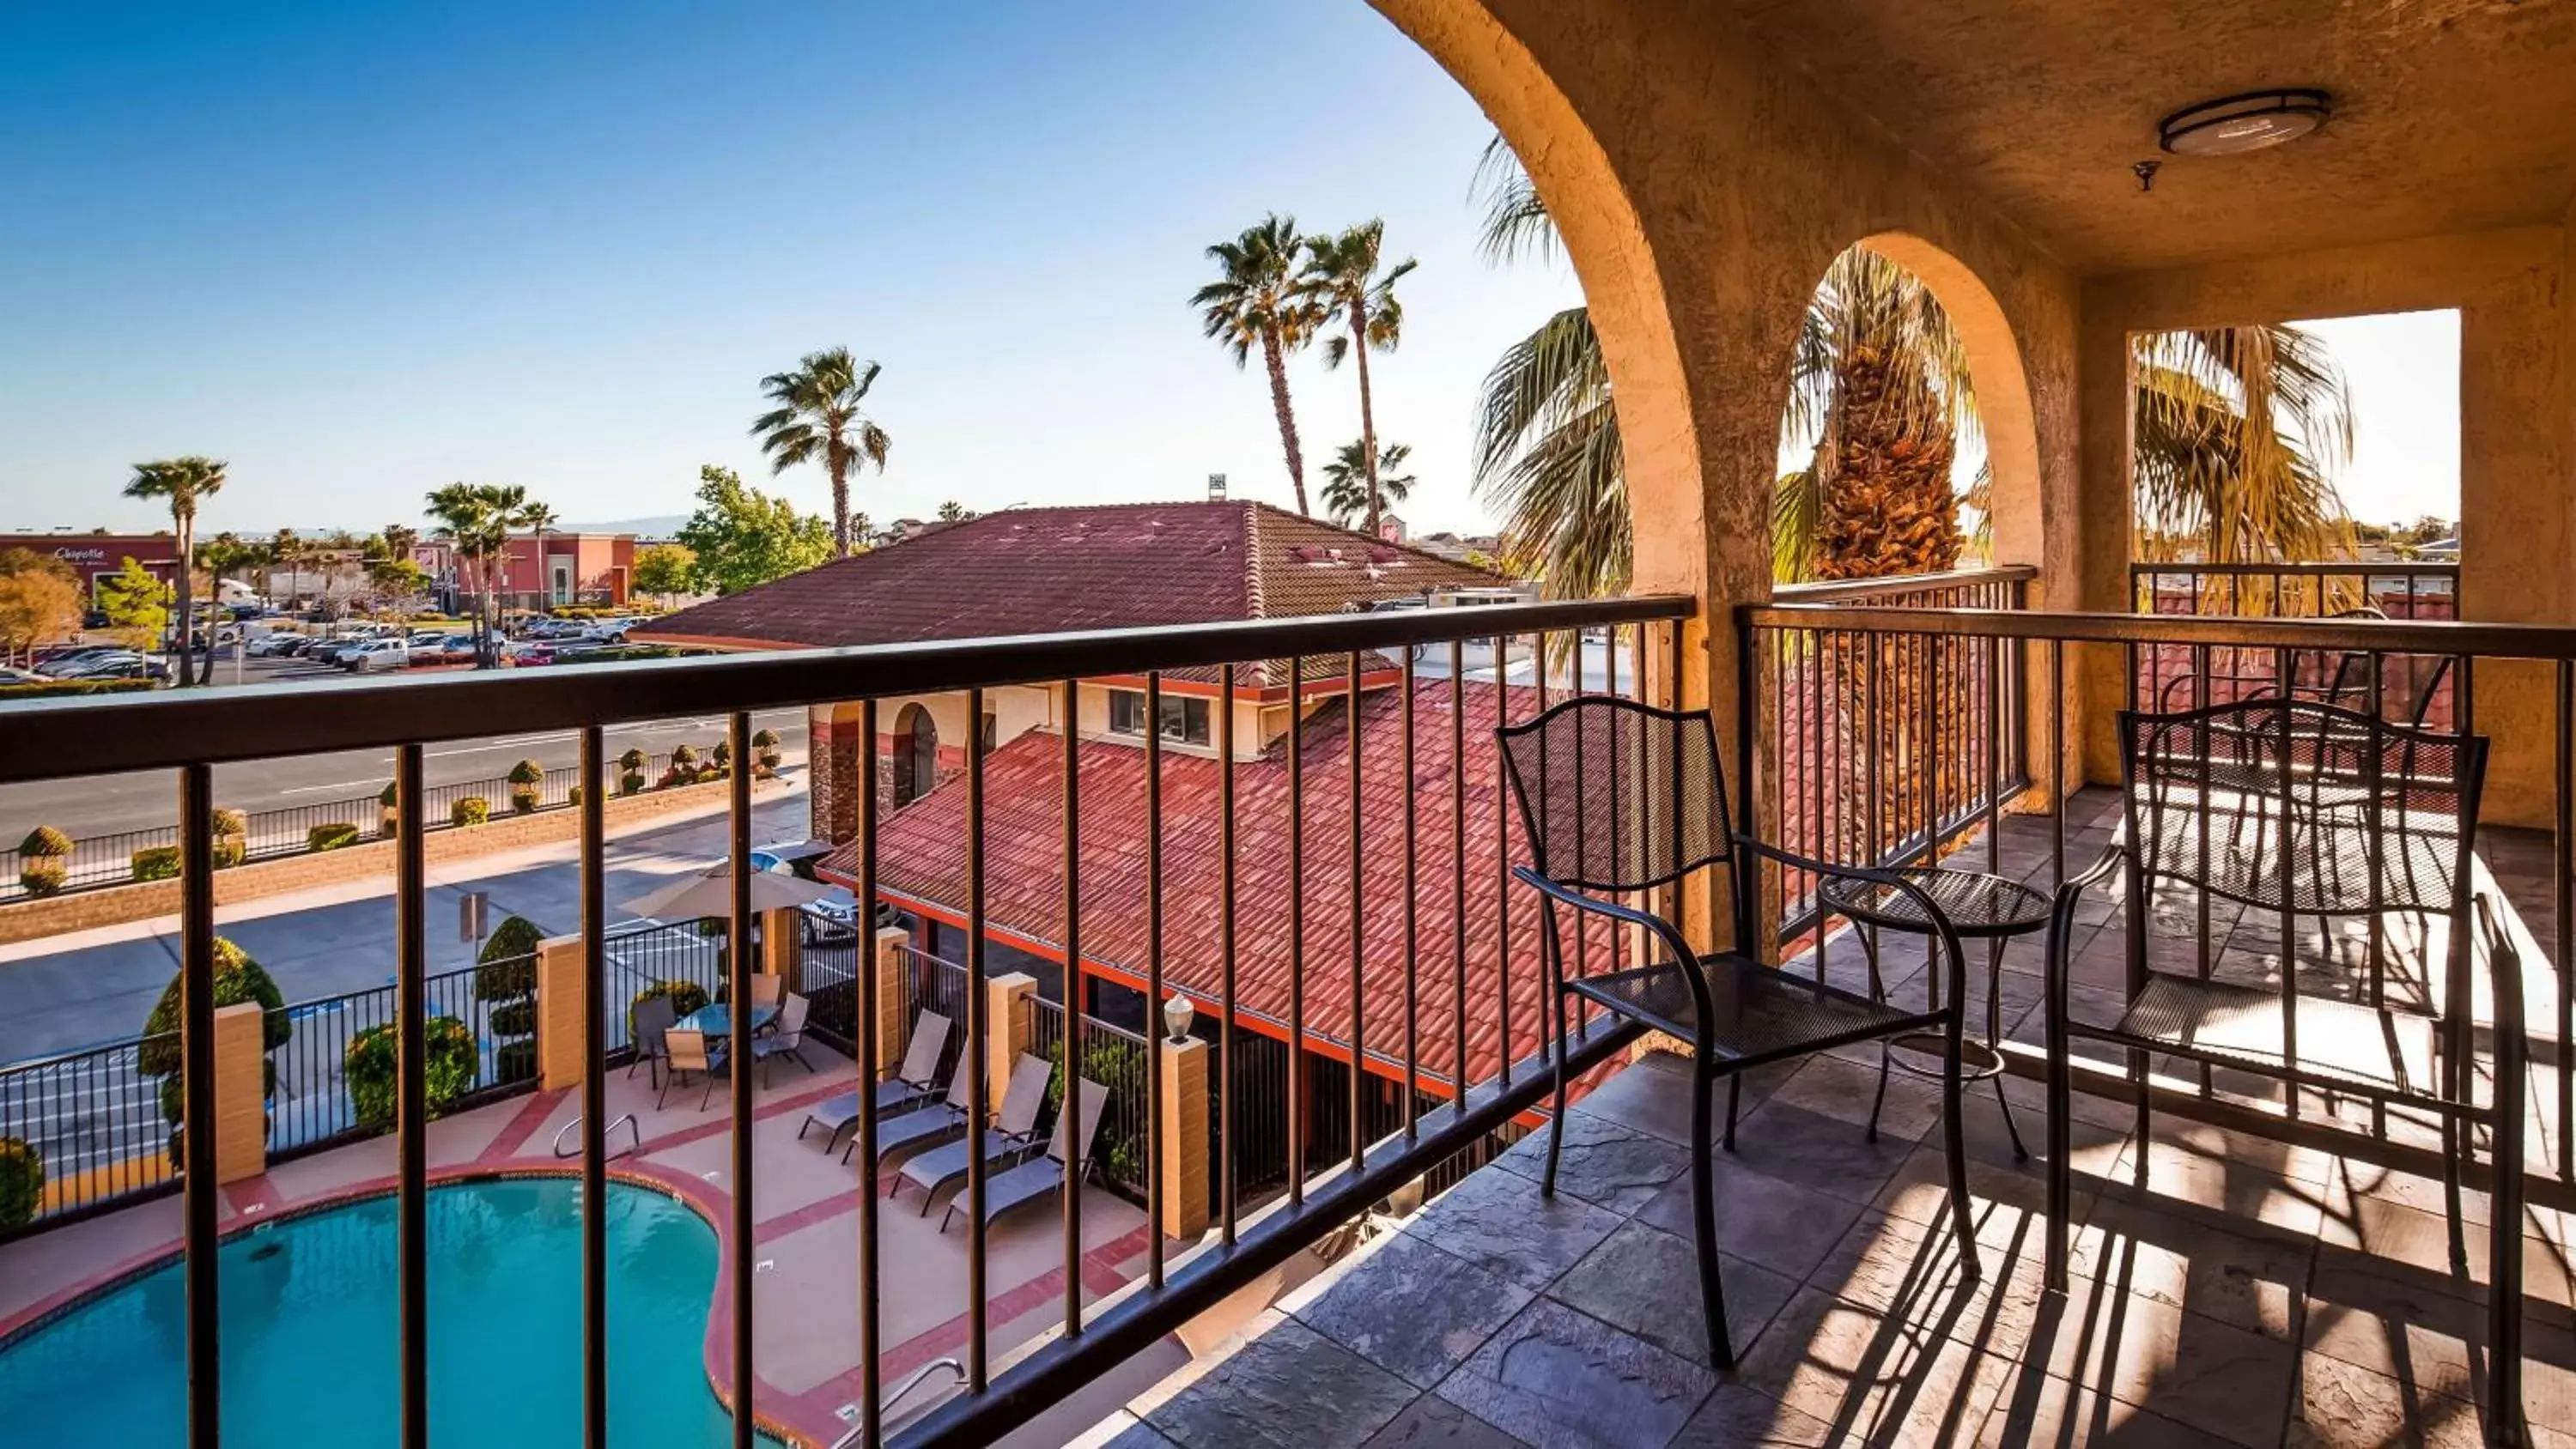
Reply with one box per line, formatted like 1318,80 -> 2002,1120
2128,560 -> 2462,731
0,594 -> 1692,1449
1025,995 -> 1151,1202
0,748 -> 736,900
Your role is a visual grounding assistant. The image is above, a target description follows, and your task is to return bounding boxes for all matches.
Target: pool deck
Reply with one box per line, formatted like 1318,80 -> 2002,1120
0,1052 -> 1161,1447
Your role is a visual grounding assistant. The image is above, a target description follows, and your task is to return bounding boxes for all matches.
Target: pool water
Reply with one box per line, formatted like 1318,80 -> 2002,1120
0,1178 -> 785,1447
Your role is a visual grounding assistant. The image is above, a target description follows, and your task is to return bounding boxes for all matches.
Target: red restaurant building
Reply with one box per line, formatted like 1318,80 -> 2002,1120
416,531 -> 636,610
0,533 -> 183,598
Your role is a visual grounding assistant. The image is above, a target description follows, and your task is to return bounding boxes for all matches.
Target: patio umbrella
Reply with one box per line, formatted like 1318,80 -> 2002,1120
622,859 -> 838,922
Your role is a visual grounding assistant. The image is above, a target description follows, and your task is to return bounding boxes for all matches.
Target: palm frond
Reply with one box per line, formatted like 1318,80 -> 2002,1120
1771,466 -> 1825,583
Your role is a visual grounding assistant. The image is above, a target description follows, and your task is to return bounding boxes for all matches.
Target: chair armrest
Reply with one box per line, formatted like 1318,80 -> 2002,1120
1509,865 -> 1698,965
1728,834 -> 1970,1017
2042,845 -> 2124,1002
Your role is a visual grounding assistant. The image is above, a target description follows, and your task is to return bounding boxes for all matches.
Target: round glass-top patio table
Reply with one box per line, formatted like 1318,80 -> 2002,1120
672,1001 -> 778,1037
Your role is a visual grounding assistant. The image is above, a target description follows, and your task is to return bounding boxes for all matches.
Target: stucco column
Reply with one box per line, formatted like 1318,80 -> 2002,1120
211,1001 -> 267,1185
809,706 -> 862,846
868,926 -> 910,1080
759,906 -> 799,992
1156,1034 -> 1210,1241
985,972 -> 1037,1117
536,932 -> 587,1091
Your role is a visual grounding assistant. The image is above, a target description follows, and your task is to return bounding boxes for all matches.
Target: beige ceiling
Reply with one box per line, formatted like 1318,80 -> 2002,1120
1734,0 -> 2576,274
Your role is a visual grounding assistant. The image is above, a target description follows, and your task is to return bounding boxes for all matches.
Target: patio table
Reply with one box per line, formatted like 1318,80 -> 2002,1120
673,1002 -> 779,1039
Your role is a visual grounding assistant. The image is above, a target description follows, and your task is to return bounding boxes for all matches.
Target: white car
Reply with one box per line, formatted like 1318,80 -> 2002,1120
343,639 -> 411,672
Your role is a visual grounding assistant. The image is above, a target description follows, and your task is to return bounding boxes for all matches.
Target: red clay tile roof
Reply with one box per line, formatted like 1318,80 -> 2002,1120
635,502 -> 1509,658
819,678 -> 1619,1091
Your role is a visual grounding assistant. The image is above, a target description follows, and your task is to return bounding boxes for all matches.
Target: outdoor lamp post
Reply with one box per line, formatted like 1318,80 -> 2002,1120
1163,994 -> 1195,1045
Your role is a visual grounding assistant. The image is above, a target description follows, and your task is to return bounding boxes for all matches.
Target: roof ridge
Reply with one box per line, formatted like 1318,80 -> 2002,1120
1241,500 -> 1267,618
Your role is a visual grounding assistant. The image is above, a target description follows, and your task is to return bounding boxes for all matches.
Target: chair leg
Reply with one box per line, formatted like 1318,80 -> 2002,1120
1692,1058 -> 1735,1371
702,1070 -> 719,1111
1992,1077 -> 2028,1162
657,1068 -> 678,1112
2045,1030 -> 2071,1292
1722,1076 -> 1741,1154
2129,1046 -> 2153,1191
1868,1046 -> 1893,1144
1542,989 -> 1572,1196
1943,1030 -> 1982,1286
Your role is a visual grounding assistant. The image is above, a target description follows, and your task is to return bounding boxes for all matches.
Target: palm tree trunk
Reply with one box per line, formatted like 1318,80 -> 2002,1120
829,442 -> 853,559
171,516 -> 193,688
1352,308 -> 1382,537
1261,325 -> 1310,516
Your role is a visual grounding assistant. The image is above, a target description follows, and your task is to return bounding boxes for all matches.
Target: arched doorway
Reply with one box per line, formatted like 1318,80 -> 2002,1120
892,703 -> 938,807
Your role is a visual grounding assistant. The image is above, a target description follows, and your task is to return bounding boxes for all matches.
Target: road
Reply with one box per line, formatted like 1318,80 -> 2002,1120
1,654 -> 808,841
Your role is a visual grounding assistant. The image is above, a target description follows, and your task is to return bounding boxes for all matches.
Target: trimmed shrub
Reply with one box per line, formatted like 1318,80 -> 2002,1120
308,822 -> 362,852
619,747 -> 647,773
710,740 -> 732,772
620,770 -> 647,796
212,836 -> 246,870
18,858 -> 66,898
0,1137 -> 39,1232
475,914 -> 545,1000
137,938 -> 290,1077
380,781 -> 398,809
658,767 -> 689,789
488,999 -> 537,1037
0,678 -> 155,700
696,767 -> 722,784
160,1056 -> 275,1127
629,979 -> 708,1036
507,758 -> 544,786
131,846 -> 182,882
493,1039 -> 538,1084
210,807 -> 248,839
344,1016 -> 477,1131
18,826 -> 71,858
508,785 -> 540,815
671,744 -> 699,771
751,728 -> 781,750
451,796 -> 490,828
568,784 -> 585,808
1040,1034 -> 1148,1194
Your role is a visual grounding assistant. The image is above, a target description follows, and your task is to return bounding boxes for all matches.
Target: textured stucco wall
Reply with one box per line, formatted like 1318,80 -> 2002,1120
2075,227 -> 2570,815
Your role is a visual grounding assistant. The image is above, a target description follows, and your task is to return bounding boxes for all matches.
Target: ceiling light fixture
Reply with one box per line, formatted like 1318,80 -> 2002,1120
2159,88 -> 2331,156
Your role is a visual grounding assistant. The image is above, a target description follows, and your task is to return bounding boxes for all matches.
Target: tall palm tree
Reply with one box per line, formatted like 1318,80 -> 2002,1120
2130,327 -> 2355,567
424,483 -> 516,667
381,524 -> 418,561
1297,221 -> 1416,537
1194,215 -> 1325,516
515,499 -> 559,607
124,458 -> 226,685
268,529 -> 301,607
751,349 -> 891,557
1321,440 -> 1416,527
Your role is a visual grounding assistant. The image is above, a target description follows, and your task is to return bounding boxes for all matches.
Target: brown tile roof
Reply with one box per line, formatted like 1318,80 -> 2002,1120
634,502 -> 1509,658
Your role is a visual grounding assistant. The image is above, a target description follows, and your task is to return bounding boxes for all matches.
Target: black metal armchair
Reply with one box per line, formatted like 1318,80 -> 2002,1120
1498,696 -> 1981,1369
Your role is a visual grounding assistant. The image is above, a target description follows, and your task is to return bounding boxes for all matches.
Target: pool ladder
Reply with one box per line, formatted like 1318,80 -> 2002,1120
550,1113 -> 641,1161
827,1358 -> 966,1447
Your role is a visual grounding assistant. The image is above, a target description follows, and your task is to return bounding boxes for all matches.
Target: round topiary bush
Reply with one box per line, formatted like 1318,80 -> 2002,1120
308,822 -> 362,852
160,1056 -> 275,1128
619,747 -> 647,773
451,797 -> 490,828
671,744 -> 699,771
710,740 -> 733,772
137,938 -> 291,1078
475,914 -> 545,1000
751,728 -> 780,750
620,770 -> 647,796
19,826 -> 71,858
0,1137 -> 41,1232
18,858 -> 66,897
344,1016 -> 477,1131
488,999 -> 537,1037
507,758 -> 544,786
494,1039 -> 538,1084
508,785 -> 540,815
380,781 -> 398,809
212,836 -> 246,870
131,846 -> 182,882
629,979 -> 709,1035
210,807 -> 248,839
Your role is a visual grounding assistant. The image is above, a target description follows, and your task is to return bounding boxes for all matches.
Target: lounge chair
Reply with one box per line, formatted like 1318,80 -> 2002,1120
751,992 -> 815,1083
659,1028 -> 730,1111
846,1055 -> 975,1167
797,1009 -> 954,1155
945,1076 -> 1108,1234
890,1053 -> 1053,1215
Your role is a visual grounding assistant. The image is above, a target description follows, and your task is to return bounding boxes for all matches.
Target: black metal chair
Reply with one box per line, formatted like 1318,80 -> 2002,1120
1499,696 -> 1980,1370
2042,697 -> 2525,1441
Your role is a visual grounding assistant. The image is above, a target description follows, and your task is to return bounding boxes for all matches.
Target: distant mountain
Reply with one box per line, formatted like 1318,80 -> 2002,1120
565,514 -> 689,537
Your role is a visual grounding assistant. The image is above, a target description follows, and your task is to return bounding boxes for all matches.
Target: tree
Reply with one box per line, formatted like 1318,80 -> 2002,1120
424,483 -> 519,666
95,557 -> 172,652
2131,327 -> 2357,568
516,499 -> 560,606
675,465 -> 833,596
0,549 -> 82,664
1297,222 -> 1415,537
936,500 -> 975,524
381,523 -> 419,560
631,543 -> 697,603
367,557 -> 431,609
1321,440 -> 1415,527
124,458 -> 226,685
1194,215 -> 1326,516
267,529 -> 301,605
751,348 -> 891,558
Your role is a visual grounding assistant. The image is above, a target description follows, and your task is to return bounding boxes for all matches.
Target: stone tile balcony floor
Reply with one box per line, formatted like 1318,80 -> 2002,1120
1089,791 -> 2576,1449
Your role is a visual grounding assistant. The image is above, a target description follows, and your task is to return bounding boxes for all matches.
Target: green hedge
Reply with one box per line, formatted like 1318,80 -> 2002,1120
0,679 -> 156,700
137,939 -> 289,1077
451,797 -> 490,828
131,846 -> 182,882
507,758 -> 544,786
1042,1035 -> 1146,1194
620,770 -> 647,796
508,785 -> 540,815
17,826 -> 70,858
475,915 -> 544,1001
0,1137 -> 40,1232
630,979 -> 708,1035
18,858 -> 65,897
344,1016 -> 477,1131
308,822 -> 362,852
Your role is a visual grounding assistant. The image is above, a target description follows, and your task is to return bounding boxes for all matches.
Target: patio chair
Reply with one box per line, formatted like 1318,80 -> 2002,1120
626,994 -> 679,1090
945,1076 -> 1109,1234
847,1054 -> 975,1167
2043,699 -> 2524,1434
799,1009 -> 954,1155
1498,696 -> 1979,1371
660,1028 -> 731,1112
748,973 -> 785,1009
890,1053 -> 1053,1214
752,992 -> 816,1084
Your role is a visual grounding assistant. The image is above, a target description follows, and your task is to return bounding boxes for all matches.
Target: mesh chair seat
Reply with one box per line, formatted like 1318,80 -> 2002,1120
2133,792 -> 2468,914
1818,868 -> 2050,938
2103,973 -> 2440,1100
1569,955 -> 1919,1069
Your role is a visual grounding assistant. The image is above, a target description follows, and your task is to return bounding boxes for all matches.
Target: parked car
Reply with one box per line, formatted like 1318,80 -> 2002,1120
343,639 -> 410,672
0,666 -> 51,686
36,646 -> 123,670
56,654 -> 170,682
269,635 -> 318,658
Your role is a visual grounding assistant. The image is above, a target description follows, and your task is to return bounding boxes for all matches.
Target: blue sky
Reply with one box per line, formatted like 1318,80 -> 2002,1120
0,2 -> 2456,540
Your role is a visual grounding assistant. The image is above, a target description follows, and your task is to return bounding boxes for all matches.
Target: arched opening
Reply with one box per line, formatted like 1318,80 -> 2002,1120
891,702 -> 937,807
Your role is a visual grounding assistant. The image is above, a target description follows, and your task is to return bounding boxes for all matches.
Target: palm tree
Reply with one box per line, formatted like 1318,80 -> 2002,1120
515,499 -> 560,607
935,500 -> 975,524
1194,215 -> 1326,516
751,349 -> 891,557
1297,221 -> 1416,537
424,484 -> 515,667
2131,327 -> 2356,570
268,529 -> 301,607
1321,440 -> 1416,527
381,524 -> 419,561
125,458 -> 226,685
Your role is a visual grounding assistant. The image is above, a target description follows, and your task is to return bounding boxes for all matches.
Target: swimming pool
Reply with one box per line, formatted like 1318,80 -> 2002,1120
0,1177 -> 787,1447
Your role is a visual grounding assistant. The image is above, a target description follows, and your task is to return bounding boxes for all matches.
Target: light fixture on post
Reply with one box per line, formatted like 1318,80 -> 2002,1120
1163,994 -> 1195,1045
2160,88 -> 2331,156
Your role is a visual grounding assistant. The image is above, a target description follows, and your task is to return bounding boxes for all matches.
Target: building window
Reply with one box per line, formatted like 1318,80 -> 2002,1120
1107,688 -> 1211,746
